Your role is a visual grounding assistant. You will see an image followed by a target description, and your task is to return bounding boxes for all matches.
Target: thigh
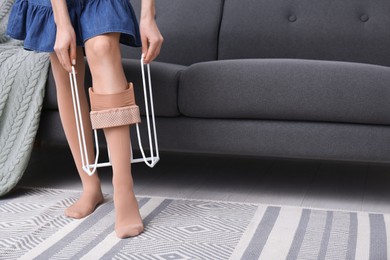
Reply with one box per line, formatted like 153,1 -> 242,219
50,46 -> 86,93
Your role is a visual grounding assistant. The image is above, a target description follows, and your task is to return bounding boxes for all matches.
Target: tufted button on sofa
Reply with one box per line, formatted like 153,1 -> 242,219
38,0 -> 390,163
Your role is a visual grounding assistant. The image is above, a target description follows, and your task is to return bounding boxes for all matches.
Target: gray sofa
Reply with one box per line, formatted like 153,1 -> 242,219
37,0 -> 390,163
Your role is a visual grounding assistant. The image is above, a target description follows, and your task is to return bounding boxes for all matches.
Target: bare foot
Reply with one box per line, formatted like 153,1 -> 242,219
114,189 -> 144,238
65,190 -> 104,219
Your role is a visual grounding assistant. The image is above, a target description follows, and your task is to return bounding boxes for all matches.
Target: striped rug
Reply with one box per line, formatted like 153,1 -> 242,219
0,187 -> 387,259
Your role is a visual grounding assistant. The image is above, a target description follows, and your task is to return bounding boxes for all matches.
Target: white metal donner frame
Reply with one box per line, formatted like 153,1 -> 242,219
69,57 -> 160,176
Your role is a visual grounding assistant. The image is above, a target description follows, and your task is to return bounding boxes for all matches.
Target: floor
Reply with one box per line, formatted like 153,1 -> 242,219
19,145 -> 390,214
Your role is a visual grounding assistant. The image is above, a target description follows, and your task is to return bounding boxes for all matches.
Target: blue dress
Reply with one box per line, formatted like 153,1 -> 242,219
6,0 -> 142,52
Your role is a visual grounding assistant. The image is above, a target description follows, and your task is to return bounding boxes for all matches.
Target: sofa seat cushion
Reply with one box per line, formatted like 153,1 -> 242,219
179,59 -> 390,125
121,59 -> 185,117
44,59 -> 185,117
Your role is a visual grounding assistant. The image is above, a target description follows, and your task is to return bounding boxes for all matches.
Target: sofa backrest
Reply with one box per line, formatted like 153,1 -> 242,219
218,0 -> 390,67
122,0 -> 224,66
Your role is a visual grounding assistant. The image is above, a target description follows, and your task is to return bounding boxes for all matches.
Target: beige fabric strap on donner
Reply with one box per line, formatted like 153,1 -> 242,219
89,83 -> 141,129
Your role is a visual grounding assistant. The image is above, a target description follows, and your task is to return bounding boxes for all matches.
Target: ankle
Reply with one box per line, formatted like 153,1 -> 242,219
82,184 -> 103,195
113,179 -> 134,193
82,178 -> 102,191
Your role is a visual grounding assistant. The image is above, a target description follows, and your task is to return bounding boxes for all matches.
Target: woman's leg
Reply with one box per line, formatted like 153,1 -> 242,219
50,47 -> 104,219
84,33 -> 143,238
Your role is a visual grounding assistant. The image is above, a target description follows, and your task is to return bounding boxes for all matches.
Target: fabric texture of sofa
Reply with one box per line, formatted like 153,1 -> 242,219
37,0 -> 390,163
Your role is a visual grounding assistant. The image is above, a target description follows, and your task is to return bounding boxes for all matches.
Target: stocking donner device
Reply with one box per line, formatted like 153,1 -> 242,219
69,57 -> 159,176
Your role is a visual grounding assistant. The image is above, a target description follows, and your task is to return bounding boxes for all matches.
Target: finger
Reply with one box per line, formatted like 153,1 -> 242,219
144,51 -> 153,64
60,49 -> 72,72
144,40 -> 157,63
70,40 -> 77,67
69,41 -> 77,74
54,50 -> 63,70
141,35 -> 149,60
144,41 -> 161,64
55,51 -> 66,72
153,43 -> 162,59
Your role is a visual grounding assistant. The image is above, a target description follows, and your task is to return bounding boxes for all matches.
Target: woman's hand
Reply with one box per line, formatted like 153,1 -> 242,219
140,18 -> 163,64
53,23 -> 77,73
51,0 -> 76,72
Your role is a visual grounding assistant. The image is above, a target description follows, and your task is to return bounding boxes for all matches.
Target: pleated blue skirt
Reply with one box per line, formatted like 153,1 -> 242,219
6,0 -> 141,52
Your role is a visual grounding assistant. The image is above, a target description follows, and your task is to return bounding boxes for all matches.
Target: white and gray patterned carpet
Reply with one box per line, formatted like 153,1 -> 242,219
0,187 -> 388,259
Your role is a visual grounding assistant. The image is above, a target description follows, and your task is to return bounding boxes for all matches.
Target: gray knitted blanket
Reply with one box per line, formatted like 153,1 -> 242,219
0,0 -> 50,196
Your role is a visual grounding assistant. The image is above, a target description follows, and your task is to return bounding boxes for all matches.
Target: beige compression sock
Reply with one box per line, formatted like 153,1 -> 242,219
89,83 -> 143,238
105,126 -> 144,238
50,52 -> 104,219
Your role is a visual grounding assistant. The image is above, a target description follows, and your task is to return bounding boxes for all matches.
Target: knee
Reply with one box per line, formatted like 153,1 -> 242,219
86,36 -> 119,61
